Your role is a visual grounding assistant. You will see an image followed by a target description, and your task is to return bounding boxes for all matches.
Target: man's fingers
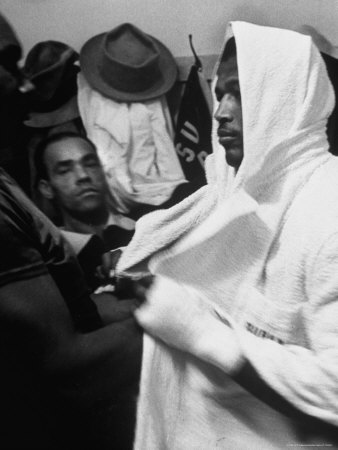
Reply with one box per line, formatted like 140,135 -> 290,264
134,301 -> 151,326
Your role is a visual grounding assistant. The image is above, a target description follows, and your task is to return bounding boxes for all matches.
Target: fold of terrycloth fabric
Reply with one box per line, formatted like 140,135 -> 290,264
117,21 -> 336,449
77,74 -> 186,214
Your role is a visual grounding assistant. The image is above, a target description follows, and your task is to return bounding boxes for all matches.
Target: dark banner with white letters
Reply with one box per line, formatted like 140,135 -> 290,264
174,64 -> 212,183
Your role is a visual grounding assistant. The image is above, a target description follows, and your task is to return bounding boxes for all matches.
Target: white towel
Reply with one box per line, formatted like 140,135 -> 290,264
117,22 -> 335,449
118,23 -> 333,279
77,74 -> 186,214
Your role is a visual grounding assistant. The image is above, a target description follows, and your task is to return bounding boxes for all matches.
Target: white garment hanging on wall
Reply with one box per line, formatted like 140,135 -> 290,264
78,74 -> 186,213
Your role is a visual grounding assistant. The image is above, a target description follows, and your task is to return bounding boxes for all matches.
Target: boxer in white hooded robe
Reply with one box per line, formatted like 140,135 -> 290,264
117,22 -> 338,448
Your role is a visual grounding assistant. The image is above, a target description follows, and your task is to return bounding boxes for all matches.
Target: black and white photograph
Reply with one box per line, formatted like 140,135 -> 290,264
0,1 -> 338,448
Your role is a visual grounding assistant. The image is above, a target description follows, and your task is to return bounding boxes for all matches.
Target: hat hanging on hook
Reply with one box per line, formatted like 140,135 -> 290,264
189,34 -> 202,70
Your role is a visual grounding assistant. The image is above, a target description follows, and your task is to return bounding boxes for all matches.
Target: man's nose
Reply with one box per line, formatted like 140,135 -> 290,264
214,95 -> 233,123
75,164 -> 91,181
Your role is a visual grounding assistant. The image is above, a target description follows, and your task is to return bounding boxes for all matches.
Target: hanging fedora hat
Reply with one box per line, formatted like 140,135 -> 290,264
23,40 -> 80,127
80,22 -> 178,102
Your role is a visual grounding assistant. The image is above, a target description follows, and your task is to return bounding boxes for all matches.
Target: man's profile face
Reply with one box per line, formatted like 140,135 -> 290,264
214,55 -> 244,171
42,137 -> 107,216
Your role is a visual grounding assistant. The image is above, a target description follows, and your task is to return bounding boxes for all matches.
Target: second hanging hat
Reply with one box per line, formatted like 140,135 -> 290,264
23,40 -> 80,127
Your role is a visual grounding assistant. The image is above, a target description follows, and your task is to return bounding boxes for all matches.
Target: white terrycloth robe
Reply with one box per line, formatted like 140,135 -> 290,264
117,22 -> 338,448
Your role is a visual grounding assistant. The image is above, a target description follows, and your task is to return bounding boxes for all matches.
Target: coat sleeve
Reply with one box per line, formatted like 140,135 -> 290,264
232,232 -> 338,426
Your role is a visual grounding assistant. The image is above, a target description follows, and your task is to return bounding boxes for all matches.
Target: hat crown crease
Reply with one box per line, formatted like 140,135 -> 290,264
99,25 -> 161,94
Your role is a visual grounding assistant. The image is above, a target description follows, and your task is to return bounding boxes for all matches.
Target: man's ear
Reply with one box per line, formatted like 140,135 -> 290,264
38,179 -> 54,200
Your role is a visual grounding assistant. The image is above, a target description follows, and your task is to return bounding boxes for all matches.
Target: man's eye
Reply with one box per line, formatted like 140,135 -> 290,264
57,168 -> 71,175
85,159 -> 100,168
233,88 -> 241,98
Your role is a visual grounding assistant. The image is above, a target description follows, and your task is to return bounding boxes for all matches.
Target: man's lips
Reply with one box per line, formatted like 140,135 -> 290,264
217,128 -> 238,146
217,128 -> 237,138
77,187 -> 100,197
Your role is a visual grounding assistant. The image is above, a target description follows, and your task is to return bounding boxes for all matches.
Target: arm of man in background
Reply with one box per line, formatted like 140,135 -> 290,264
0,171 -> 142,448
0,273 -> 142,398
0,182 -> 142,395
1,272 -> 142,450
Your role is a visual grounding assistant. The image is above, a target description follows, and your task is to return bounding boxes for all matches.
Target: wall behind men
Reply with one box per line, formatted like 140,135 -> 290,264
2,0 -> 338,64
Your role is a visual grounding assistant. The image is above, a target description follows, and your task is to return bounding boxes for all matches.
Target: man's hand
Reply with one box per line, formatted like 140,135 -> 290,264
115,275 -> 154,302
134,276 -> 217,354
91,292 -> 140,325
95,249 -> 122,282
135,276 -> 244,373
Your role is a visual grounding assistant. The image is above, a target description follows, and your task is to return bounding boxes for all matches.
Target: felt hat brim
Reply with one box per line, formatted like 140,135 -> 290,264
24,95 -> 79,128
80,32 -> 178,102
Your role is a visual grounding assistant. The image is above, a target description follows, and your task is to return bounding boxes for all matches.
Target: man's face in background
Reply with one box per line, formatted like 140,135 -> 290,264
39,136 -> 108,218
